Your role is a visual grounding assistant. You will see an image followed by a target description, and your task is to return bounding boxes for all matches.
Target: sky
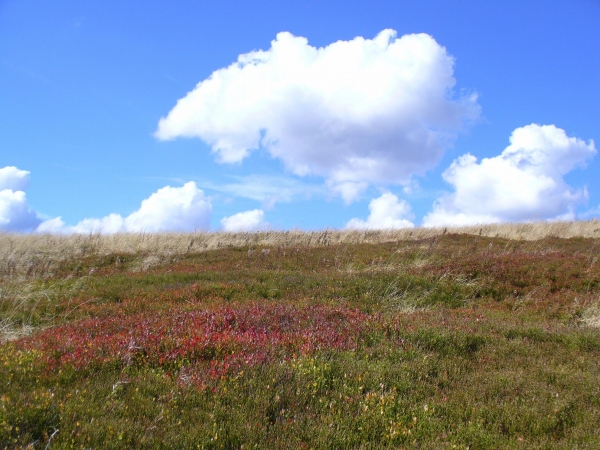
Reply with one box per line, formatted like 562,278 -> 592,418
1,0 -> 599,233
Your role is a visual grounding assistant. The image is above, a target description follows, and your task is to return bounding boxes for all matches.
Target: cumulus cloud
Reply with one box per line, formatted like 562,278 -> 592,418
423,124 -> 597,226
0,166 -> 42,232
0,189 -> 42,232
123,182 -> 212,232
220,209 -> 268,232
44,182 -> 212,234
346,192 -> 415,229
156,29 -> 479,201
36,217 -> 67,233
0,166 -> 30,191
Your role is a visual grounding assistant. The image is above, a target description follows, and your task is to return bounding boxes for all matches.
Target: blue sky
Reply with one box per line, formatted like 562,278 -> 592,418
1,0 -> 599,232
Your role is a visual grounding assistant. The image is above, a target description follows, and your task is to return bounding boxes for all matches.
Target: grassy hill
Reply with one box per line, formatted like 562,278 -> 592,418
1,223 -> 600,448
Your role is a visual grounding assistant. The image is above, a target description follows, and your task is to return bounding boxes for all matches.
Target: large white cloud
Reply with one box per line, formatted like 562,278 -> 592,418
156,29 -> 479,202
423,124 -> 597,226
42,182 -> 213,234
220,209 -> 268,232
0,166 -> 41,232
346,192 -> 415,229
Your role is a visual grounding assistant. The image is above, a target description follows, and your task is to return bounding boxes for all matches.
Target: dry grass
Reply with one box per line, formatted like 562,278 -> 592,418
2,220 -> 599,280
579,302 -> 600,329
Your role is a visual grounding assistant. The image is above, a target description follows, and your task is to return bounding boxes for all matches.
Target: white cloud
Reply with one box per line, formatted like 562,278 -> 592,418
346,192 -> 415,229
43,182 -> 212,234
68,213 -> 126,234
156,30 -> 479,200
123,182 -> 212,232
0,166 -> 30,191
327,180 -> 369,205
199,174 -> 324,209
0,188 -> 42,232
220,209 -> 268,232
423,124 -> 597,226
0,166 -> 42,232
35,217 -> 66,233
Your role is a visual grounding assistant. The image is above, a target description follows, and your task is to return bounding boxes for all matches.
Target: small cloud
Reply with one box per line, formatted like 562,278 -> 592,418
123,182 -> 212,232
346,192 -> 415,229
327,180 -> 368,204
423,124 -> 597,226
36,217 -> 66,233
0,188 -> 42,232
220,209 -> 269,232
0,166 -> 30,191
156,29 -> 479,202
402,180 -> 420,196
199,174 -> 324,208
42,182 -> 212,234
67,213 -> 126,234
579,205 -> 600,220
0,166 -> 42,232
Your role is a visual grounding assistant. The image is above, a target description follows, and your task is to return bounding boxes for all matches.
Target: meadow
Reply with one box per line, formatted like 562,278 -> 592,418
1,221 -> 600,448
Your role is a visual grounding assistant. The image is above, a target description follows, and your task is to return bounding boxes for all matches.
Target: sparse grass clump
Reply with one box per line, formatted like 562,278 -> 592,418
1,224 -> 600,448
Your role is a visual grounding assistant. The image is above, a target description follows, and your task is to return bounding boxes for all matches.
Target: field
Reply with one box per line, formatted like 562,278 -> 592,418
1,222 -> 600,449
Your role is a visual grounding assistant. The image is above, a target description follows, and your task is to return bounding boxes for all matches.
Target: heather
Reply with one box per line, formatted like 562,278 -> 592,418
1,226 -> 600,448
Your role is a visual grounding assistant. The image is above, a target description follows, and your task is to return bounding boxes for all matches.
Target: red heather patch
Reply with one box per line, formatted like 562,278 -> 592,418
17,304 -> 373,383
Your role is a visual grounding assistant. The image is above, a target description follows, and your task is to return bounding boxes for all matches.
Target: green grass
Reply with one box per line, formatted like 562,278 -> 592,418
1,234 -> 600,448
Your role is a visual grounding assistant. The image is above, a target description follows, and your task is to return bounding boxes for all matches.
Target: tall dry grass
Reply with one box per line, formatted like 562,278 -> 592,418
1,220 -> 599,280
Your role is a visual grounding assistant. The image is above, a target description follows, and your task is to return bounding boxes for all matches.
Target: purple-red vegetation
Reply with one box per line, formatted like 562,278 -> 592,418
18,304 -> 373,384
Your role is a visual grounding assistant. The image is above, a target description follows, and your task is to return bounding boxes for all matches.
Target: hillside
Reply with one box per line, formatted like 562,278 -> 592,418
1,223 -> 600,448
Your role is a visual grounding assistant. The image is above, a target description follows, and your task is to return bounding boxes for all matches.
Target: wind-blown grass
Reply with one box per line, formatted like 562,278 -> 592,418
2,220 -> 599,280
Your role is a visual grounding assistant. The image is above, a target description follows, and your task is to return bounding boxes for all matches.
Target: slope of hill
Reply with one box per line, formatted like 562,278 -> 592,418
1,223 -> 599,448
